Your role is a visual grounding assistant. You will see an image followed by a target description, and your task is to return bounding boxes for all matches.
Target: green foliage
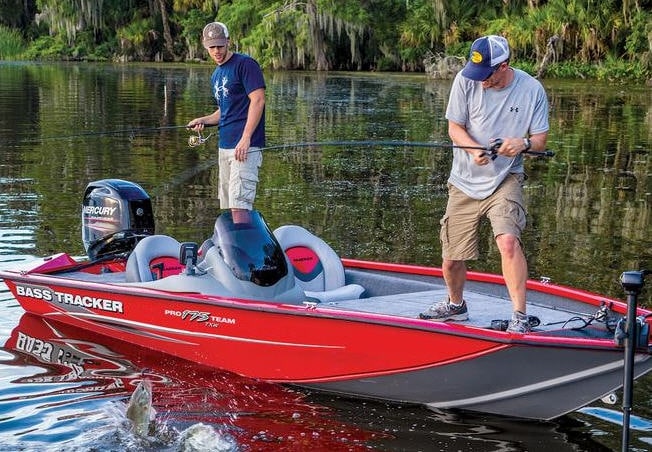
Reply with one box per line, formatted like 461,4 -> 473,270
2,0 -> 651,80
116,17 -> 161,61
0,25 -> 25,59
542,62 -> 597,79
624,9 -> 652,70
595,55 -> 650,81
243,5 -> 309,69
117,17 -> 155,47
87,36 -> 117,61
22,35 -> 69,60
176,9 -> 213,48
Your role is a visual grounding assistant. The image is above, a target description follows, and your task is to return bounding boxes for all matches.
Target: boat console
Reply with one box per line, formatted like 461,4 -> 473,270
121,210 -> 305,303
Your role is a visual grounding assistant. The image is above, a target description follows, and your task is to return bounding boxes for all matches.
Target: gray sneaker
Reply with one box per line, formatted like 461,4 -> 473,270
419,299 -> 468,321
506,311 -> 531,334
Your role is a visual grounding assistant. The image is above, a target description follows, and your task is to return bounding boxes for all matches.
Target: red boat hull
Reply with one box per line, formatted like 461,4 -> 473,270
2,255 -> 651,420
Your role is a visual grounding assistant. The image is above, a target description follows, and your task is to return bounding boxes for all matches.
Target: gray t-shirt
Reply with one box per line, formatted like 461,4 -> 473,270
445,68 -> 549,199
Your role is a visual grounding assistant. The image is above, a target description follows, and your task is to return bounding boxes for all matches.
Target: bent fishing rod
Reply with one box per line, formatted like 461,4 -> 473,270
245,140 -> 555,158
29,126 -> 555,158
155,138 -> 555,198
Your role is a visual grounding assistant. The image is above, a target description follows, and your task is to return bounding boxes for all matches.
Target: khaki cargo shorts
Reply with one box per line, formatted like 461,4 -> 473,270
440,173 -> 526,261
218,147 -> 263,210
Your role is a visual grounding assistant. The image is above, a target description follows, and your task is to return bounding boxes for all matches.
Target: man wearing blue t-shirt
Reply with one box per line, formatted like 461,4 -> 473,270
188,22 -> 266,213
419,35 -> 550,333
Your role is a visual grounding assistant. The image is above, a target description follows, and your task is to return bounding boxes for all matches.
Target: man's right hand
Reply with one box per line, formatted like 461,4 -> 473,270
186,119 -> 205,131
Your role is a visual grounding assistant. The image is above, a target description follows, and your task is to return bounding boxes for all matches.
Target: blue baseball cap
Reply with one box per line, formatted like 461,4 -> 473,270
462,35 -> 510,81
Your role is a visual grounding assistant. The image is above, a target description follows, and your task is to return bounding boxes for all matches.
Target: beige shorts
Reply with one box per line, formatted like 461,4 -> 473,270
440,173 -> 526,261
218,147 -> 263,210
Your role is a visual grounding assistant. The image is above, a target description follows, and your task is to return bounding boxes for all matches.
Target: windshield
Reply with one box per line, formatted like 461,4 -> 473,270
213,210 -> 288,286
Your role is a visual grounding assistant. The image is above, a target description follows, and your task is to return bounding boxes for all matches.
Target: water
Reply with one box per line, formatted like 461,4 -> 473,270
0,61 -> 650,451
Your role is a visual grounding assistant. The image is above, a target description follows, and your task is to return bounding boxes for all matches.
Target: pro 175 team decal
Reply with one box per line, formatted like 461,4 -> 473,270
165,309 -> 236,327
15,283 -> 124,313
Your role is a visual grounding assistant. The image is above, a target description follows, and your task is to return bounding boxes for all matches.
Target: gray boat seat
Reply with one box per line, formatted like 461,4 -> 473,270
125,235 -> 184,282
273,225 -> 365,302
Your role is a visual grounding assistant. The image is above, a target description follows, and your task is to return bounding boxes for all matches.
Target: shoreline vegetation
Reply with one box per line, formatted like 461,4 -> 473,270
0,1 -> 650,83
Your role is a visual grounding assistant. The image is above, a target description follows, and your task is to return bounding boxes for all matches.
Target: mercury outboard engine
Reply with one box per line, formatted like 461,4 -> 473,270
82,179 -> 155,260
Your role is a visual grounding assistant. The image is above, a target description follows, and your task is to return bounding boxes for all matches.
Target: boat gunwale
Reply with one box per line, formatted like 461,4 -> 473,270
1,257 -> 647,352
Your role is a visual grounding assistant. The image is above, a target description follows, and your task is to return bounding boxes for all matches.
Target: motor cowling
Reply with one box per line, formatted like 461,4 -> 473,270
82,179 -> 155,260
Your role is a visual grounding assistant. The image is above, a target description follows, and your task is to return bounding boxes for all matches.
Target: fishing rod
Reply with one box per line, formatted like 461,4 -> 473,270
247,140 -> 555,158
153,139 -> 554,198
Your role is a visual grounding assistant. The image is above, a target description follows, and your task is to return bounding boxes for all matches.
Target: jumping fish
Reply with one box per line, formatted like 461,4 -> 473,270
125,379 -> 156,436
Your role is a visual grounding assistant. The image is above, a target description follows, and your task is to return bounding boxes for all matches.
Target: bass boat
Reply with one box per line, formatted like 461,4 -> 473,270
1,178 -> 650,421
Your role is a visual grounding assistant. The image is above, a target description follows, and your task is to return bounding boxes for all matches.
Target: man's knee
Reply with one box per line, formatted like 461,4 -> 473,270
495,234 -> 522,257
443,259 -> 465,273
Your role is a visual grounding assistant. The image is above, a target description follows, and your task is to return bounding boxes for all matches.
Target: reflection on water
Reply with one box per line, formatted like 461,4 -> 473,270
0,62 -> 650,450
1,314 -> 377,451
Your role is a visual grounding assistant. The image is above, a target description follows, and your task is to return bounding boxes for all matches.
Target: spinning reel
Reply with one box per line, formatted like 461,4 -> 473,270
188,130 -> 214,147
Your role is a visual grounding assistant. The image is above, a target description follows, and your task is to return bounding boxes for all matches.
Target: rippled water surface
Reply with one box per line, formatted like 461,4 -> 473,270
0,62 -> 650,451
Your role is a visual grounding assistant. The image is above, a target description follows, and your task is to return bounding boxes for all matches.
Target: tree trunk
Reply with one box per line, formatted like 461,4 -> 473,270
157,0 -> 177,60
307,0 -> 329,71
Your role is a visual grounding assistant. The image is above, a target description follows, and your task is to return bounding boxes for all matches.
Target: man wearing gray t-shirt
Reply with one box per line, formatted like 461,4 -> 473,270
420,35 -> 549,334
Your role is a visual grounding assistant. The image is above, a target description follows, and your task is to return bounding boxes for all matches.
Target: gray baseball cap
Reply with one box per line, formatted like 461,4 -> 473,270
202,22 -> 229,48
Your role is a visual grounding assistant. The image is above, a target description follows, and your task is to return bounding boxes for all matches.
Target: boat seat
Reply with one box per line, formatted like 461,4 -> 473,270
125,235 -> 184,282
273,225 -> 365,303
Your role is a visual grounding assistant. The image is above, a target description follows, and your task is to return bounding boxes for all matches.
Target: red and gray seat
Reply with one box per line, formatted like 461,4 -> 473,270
274,225 -> 365,303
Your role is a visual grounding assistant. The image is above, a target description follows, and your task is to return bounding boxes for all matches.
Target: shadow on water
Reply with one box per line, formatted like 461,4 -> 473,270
305,392 -> 621,452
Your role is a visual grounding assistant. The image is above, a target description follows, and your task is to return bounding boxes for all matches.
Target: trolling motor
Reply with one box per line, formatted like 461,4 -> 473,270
618,269 -> 650,452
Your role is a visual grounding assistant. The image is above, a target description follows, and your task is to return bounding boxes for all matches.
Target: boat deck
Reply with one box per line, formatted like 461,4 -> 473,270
319,288 -> 593,333
328,268 -> 617,338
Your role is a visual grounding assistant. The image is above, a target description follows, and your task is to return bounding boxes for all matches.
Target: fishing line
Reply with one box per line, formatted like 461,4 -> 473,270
20,124 -> 191,144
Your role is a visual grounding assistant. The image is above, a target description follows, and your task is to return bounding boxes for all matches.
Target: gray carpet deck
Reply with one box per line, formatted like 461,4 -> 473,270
320,288 -> 596,332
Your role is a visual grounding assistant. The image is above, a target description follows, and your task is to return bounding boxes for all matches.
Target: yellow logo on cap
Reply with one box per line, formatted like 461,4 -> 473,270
471,50 -> 483,64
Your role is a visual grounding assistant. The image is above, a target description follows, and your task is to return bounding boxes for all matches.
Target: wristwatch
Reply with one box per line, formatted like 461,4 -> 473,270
523,138 -> 531,151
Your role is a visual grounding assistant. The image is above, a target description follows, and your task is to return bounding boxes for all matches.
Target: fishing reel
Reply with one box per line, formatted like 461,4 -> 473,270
482,138 -> 556,159
188,130 -> 214,147
482,138 -> 503,160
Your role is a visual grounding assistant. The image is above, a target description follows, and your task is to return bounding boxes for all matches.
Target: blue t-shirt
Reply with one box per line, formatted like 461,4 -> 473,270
211,53 -> 266,148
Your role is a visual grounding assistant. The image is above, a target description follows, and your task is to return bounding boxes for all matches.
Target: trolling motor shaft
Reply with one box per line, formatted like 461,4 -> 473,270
619,270 -> 650,452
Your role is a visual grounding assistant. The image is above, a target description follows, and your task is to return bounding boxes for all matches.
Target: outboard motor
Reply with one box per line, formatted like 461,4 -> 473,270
82,179 -> 155,260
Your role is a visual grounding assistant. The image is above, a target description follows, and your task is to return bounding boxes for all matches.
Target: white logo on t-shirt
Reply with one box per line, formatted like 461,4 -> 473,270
214,76 -> 229,102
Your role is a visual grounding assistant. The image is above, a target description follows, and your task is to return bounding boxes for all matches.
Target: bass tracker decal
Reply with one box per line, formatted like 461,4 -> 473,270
15,283 -> 124,313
